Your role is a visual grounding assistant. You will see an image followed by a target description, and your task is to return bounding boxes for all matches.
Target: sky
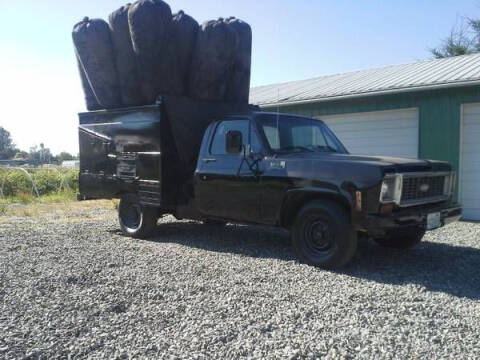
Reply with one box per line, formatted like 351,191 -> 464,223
0,0 -> 479,155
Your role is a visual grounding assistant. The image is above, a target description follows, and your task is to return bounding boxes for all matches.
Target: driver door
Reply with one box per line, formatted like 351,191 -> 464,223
196,119 -> 261,222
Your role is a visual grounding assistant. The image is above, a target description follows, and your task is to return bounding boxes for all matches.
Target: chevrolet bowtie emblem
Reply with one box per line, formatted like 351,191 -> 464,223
420,183 -> 430,192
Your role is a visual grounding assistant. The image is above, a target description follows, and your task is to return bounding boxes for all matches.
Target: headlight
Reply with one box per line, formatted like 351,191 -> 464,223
379,174 -> 403,204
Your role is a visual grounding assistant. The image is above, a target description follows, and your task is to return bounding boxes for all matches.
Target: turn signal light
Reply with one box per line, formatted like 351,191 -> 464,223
380,203 -> 394,215
355,191 -> 362,211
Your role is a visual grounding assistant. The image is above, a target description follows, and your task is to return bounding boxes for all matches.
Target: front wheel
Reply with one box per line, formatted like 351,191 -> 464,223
118,194 -> 157,239
291,200 -> 357,269
373,227 -> 426,249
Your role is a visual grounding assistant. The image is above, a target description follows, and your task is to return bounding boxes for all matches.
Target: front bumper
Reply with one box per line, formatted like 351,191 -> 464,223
362,203 -> 462,237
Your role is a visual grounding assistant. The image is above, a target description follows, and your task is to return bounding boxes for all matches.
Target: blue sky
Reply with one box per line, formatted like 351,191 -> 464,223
0,0 -> 478,154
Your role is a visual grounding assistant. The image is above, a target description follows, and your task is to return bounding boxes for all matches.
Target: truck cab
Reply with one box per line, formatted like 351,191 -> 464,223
191,112 -> 462,268
78,99 -> 462,269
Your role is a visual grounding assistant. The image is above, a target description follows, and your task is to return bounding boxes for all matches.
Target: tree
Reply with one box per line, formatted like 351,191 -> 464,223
57,151 -> 77,162
0,127 -> 17,160
14,150 -> 29,159
29,143 -> 53,165
431,17 -> 480,58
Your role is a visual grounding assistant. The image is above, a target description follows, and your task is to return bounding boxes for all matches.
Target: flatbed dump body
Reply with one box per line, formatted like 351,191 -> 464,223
78,96 -> 256,209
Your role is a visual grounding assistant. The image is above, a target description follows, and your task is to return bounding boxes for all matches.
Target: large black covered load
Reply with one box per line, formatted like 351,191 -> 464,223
128,0 -> 184,103
72,17 -> 122,109
108,4 -> 143,106
224,18 -> 252,103
172,11 -> 199,85
75,55 -> 102,111
73,1 -> 252,110
188,19 -> 239,101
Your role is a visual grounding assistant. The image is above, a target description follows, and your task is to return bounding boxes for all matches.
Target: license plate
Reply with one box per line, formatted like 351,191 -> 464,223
427,212 -> 441,230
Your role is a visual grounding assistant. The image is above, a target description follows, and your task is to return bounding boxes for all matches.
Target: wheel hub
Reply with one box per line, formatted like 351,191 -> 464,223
121,202 -> 141,229
308,220 -> 333,252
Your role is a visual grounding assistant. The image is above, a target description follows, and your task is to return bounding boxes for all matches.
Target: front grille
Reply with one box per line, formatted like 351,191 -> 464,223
401,175 -> 446,202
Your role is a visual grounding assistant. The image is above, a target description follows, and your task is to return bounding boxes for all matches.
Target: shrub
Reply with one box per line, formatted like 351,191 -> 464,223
34,170 -> 62,196
61,169 -> 79,192
0,167 -> 79,200
2,171 -> 34,197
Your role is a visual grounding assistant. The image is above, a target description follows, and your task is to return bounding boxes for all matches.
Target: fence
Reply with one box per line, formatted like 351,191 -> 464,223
0,166 -> 79,199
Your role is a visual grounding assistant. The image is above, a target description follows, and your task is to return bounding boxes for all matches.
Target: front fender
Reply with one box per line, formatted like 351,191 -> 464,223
279,186 -> 355,228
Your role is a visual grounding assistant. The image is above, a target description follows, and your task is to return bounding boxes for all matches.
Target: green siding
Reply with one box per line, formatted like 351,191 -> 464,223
262,86 -> 480,176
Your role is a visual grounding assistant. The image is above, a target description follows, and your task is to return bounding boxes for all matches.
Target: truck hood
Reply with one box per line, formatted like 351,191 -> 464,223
281,152 -> 452,173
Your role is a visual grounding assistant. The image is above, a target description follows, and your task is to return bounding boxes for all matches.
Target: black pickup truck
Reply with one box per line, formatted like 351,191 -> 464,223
78,96 -> 462,269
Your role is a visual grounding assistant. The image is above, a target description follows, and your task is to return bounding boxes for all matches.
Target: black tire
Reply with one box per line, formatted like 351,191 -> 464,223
291,200 -> 357,269
118,194 -> 157,239
203,219 -> 227,226
373,227 -> 426,249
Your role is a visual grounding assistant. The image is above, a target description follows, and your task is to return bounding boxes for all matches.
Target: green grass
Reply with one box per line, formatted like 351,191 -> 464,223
0,168 -> 78,207
0,190 -> 77,206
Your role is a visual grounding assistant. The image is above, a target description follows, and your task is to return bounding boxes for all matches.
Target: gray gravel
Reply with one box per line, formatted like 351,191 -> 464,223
0,204 -> 479,359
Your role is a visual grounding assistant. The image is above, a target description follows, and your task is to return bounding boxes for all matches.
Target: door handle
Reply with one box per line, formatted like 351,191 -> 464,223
203,158 -> 217,163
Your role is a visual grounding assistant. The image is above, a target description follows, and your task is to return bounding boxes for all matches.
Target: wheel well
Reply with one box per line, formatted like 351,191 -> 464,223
280,192 -> 351,229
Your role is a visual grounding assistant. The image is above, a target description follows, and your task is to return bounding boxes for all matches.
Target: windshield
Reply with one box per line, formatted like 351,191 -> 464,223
256,114 -> 348,154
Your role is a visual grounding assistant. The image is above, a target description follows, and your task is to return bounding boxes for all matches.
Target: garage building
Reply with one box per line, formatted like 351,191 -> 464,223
250,53 -> 480,220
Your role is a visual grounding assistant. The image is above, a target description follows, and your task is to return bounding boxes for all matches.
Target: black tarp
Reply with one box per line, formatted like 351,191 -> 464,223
128,0 -> 184,104
188,19 -> 239,101
109,4 -> 143,106
72,17 -> 122,109
162,96 -> 258,179
172,11 -> 199,87
75,54 -> 102,111
224,18 -> 252,103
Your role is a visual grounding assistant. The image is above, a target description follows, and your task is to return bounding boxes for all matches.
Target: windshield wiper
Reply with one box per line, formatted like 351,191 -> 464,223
309,145 -> 338,153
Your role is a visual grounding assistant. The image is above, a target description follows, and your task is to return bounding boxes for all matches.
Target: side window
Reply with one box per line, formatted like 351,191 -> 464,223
210,120 -> 249,155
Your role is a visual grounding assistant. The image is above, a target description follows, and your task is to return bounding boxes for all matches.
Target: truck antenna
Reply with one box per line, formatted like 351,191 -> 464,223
276,88 -> 280,150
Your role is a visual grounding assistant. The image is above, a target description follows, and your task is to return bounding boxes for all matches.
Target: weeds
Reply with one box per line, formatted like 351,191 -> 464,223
0,168 -> 78,198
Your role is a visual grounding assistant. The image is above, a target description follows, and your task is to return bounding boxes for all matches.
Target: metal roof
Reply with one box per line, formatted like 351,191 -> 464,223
250,53 -> 480,107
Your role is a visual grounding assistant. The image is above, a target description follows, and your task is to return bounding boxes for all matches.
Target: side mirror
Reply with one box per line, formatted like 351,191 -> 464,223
226,130 -> 243,154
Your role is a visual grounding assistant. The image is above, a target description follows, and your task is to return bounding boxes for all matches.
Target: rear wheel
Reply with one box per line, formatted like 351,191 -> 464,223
118,194 -> 157,239
373,227 -> 425,249
291,200 -> 357,269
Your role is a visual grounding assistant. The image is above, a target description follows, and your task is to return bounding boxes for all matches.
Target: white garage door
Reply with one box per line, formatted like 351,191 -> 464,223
318,108 -> 419,158
460,103 -> 480,220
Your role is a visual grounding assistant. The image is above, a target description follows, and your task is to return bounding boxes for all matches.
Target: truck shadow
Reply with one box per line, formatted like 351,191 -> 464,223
145,221 -> 480,301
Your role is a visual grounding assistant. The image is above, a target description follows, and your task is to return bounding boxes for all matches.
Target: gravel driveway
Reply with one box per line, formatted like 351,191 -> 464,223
0,202 -> 479,359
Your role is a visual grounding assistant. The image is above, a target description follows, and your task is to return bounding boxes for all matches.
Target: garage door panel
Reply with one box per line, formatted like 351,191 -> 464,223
319,108 -> 419,159
461,103 -> 480,220
327,127 -> 415,138
338,140 -> 418,150
463,209 -> 480,220
461,159 -> 480,168
326,120 -> 416,132
323,109 -> 418,121
462,131 -> 480,142
463,106 -> 480,116
338,132 -> 417,143
459,188 -> 480,200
